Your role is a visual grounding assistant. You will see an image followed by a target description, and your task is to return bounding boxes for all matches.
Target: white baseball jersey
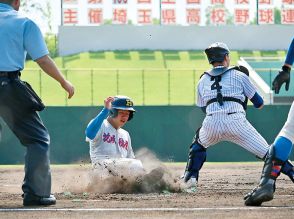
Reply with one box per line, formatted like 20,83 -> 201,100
197,68 -> 255,114
278,101 -> 294,143
86,119 -> 135,165
196,67 -> 269,159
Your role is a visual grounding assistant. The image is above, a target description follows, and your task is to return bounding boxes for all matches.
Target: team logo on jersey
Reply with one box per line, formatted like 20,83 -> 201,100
119,138 -> 128,149
103,133 -> 115,144
102,132 -> 129,150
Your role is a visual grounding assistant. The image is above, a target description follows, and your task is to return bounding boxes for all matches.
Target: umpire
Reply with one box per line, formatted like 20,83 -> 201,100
0,0 -> 74,206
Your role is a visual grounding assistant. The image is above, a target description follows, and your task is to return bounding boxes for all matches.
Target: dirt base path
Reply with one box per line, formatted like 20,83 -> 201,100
0,163 -> 294,219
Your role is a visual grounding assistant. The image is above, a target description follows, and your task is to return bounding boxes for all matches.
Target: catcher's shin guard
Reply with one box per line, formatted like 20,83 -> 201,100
183,142 -> 207,183
244,145 -> 284,206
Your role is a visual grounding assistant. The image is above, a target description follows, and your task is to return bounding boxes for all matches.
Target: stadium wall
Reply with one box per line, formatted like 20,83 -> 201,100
58,25 -> 293,56
0,106 -> 293,164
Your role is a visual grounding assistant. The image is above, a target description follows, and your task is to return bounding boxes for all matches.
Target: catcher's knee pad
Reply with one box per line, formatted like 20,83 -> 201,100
184,142 -> 207,182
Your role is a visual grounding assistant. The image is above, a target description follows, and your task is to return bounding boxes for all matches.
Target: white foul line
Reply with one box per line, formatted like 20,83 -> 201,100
1,207 -> 294,212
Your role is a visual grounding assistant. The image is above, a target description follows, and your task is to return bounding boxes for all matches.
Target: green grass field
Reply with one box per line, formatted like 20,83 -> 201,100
22,50 -> 285,106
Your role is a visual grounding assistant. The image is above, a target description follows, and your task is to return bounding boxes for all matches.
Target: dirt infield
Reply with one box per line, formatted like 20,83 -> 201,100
1,162 -> 294,219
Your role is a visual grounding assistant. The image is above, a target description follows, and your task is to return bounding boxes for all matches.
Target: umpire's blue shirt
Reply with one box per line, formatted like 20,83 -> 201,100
0,3 -> 48,71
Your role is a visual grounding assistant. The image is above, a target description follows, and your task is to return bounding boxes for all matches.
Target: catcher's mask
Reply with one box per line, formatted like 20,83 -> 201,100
205,42 -> 230,64
109,96 -> 135,121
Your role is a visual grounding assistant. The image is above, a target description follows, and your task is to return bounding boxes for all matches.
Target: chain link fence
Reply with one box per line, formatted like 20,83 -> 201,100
21,67 -> 280,106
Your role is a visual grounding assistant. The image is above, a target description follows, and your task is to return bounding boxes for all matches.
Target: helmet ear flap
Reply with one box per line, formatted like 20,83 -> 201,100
128,111 -> 134,121
109,108 -> 118,118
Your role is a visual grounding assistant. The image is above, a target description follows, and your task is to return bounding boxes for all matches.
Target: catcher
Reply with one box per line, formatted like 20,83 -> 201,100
85,95 -> 164,193
182,42 -> 294,193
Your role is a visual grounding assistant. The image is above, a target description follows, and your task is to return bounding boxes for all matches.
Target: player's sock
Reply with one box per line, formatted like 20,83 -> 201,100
274,136 -> 294,183
274,136 -> 293,161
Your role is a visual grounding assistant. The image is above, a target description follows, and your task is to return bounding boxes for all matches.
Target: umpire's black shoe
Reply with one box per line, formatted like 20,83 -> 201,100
23,193 -> 56,206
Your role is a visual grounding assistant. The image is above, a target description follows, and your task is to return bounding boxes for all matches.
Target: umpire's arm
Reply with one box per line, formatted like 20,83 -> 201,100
36,55 -> 75,99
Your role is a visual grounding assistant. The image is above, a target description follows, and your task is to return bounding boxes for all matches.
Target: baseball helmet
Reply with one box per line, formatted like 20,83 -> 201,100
109,95 -> 135,121
205,42 -> 230,64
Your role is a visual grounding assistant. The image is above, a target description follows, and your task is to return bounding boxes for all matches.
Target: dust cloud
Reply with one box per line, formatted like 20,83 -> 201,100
60,148 -> 182,194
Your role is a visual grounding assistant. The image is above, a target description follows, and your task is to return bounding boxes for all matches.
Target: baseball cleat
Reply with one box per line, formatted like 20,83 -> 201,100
182,176 -> 197,193
244,186 -> 257,201
244,183 -> 274,206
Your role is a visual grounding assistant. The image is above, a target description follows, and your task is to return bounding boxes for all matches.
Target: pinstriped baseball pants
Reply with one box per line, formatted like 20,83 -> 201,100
198,112 -> 269,159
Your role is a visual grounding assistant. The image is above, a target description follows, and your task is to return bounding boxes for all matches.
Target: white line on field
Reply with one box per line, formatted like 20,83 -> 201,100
1,207 -> 294,212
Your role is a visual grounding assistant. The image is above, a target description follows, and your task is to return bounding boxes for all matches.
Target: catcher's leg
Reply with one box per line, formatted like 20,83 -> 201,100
244,145 -> 285,206
183,141 -> 207,185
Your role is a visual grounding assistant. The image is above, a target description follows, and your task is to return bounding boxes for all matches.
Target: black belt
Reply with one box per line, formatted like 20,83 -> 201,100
207,112 -> 237,116
0,71 -> 20,78
206,97 -> 244,107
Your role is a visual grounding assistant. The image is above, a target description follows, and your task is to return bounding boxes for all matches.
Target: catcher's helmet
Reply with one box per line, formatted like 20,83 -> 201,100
205,42 -> 230,64
109,96 -> 135,121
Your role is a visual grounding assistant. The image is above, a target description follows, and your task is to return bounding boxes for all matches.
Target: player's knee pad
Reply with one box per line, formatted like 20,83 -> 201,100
184,142 -> 207,182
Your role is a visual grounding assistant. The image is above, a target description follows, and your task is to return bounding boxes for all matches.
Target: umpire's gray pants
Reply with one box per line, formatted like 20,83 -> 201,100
0,76 -> 51,197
